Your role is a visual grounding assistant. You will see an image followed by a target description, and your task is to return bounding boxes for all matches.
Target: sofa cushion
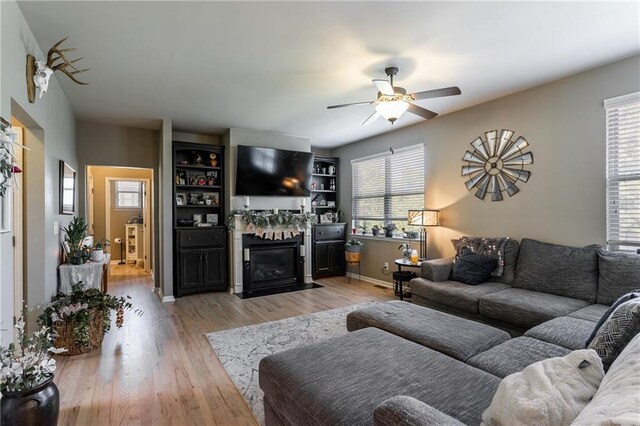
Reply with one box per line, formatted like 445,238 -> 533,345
346,301 -> 510,361
420,257 -> 454,282
525,317 -> 597,350
572,332 -> 640,425
567,304 -> 611,322
259,327 -> 500,426
467,337 -> 571,378
453,237 -> 520,284
374,396 -> 465,426
479,288 -> 590,329
482,349 -> 604,426
597,249 -> 640,305
513,238 -> 600,303
451,248 -> 497,285
410,278 -> 510,314
588,299 -> 640,370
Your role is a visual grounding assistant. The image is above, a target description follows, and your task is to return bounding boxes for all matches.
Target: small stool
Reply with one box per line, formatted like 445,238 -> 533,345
392,271 -> 415,300
346,260 -> 360,283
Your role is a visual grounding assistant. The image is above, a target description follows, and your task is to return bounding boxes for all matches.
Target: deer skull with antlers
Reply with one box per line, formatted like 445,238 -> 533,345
26,37 -> 89,103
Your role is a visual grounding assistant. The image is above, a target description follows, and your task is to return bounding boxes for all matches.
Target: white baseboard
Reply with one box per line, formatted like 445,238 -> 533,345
162,295 -> 176,303
346,272 -> 393,288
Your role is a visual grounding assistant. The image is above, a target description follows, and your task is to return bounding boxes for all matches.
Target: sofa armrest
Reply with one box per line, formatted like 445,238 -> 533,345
420,257 -> 454,282
373,396 -> 465,426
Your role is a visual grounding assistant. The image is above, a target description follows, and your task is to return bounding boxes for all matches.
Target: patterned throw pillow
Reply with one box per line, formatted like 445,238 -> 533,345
588,299 -> 640,371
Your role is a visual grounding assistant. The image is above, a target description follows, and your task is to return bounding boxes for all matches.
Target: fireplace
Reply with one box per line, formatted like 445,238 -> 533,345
242,234 -> 305,295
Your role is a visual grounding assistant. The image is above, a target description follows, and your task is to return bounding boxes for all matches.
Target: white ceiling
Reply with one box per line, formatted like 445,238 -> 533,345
18,1 -> 640,148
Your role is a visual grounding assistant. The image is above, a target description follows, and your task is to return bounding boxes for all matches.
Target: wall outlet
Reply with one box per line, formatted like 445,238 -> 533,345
383,262 -> 389,270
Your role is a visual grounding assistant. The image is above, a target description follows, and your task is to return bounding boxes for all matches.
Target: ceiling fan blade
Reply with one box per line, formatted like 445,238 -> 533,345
372,79 -> 395,96
407,103 -> 438,120
327,101 -> 373,109
410,86 -> 461,100
362,111 -> 380,126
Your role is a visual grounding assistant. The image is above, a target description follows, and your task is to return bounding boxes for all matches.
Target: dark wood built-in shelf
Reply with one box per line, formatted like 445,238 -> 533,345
176,185 -> 222,190
175,164 -> 222,171
176,205 -> 221,209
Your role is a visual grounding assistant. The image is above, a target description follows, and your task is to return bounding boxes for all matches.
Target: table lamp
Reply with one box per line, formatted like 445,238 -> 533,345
407,209 -> 440,260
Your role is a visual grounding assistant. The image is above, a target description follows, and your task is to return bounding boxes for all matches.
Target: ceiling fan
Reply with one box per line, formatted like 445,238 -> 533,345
327,67 -> 461,125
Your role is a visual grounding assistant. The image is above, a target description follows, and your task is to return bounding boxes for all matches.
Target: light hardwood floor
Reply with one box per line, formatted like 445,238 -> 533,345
54,272 -> 396,425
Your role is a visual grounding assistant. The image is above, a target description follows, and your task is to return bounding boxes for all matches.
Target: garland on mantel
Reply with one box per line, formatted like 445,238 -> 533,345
227,209 -> 316,240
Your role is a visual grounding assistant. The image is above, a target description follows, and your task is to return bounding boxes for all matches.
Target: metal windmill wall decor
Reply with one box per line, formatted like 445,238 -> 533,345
461,129 -> 533,201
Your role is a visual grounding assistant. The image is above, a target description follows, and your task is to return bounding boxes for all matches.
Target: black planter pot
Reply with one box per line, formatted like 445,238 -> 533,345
372,229 -> 379,236
1,376 -> 60,426
385,230 -> 394,238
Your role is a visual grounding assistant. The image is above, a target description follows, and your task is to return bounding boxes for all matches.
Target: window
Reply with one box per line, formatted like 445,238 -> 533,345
115,181 -> 142,209
352,144 -> 425,234
605,92 -> 640,252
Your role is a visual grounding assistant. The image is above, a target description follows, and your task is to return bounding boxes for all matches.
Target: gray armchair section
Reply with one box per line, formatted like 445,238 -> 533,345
420,257 -> 454,282
374,396 -> 465,426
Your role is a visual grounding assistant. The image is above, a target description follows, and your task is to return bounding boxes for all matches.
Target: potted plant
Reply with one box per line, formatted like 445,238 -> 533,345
399,243 -> 412,261
371,225 -> 381,236
383,223 -> 397,238
90,239 -> 110,262
344,239 -> 363,263
62,217 -> 90,265
38,283 -> 140,355
357,225 -> 368,235
1,314 -> 66,426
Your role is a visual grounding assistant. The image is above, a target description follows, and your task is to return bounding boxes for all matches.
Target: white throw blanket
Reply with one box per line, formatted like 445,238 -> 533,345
482,349 -> 604,426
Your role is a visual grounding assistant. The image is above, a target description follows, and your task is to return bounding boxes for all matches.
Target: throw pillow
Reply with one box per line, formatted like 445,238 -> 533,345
585,289 -> 640,347
451,248 -> 497,285
588,299 -> 640,371
596,249 -> 640,305
481,349 -> 604,426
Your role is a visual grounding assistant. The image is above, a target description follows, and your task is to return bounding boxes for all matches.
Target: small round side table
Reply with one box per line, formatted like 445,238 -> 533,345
394,258 -> 422,300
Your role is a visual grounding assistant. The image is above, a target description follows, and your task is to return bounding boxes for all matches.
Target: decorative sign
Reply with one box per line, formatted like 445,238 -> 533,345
461,129 -> 533,201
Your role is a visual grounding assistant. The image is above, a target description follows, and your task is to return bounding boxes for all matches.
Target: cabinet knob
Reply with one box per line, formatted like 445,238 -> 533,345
187,237 -> 192,240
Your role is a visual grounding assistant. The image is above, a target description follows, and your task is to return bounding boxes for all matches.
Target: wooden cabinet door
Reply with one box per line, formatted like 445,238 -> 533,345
329,241 -> 346,274
314,242 -> 332,276
202,248 -> 226,290
179,249 -> 203,289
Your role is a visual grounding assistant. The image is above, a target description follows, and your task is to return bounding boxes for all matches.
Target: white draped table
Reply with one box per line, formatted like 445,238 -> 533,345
58,254 -> 111,293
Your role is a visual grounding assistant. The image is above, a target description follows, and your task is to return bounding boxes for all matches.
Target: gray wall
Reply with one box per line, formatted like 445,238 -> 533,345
77,121 -> 161,287
331,55 -> 640,284
0,0 -> 78,344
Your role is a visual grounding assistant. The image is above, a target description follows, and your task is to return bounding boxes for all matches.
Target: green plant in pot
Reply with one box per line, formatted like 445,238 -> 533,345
344,239 -> 363,263
371,225 -> 381,236
357,225 -> 368,235
383,223 -> 397,238
62,217 -> 90,265
1,313 -> 66,426
90,238 -> 110,262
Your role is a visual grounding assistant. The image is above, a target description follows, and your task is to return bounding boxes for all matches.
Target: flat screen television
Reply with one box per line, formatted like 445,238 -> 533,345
235,145 -> 314,196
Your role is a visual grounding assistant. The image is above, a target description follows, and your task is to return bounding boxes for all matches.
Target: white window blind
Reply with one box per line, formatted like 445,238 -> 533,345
352,144 -> 424,230
115,181 -> 142,209
605,92 -> 640,252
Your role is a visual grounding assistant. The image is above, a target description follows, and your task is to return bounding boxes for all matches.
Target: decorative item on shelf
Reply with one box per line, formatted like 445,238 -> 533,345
26,37 -> 89,103
320,212 -> 333,223
196,175 -> 206,186
192,151 -> 203,165
327,201 -> 336,207
188,193 -> 201,205
209,153 -> 218,167
461,129 -> 533,201
311,181 -> 316,190
1,313 -> 66,426
371,225 -> 381,236
407,209 -> 440,260
345,239 -> 363,263
62,217 -> 90,265
176,193 -> 186,206
383,223 -> 397,238
178,160 -> 189,165
358,225 -> 368,235
399,243 -> 412,261
188,176 -> 196,186
193,214 -> 203,225
328,164 -> 336,175
175,170 -> 186,185
177,218 -> 195,227
243,196 -> 250,209
38,282 -> 141,356
202,192 -> 219,206
206,214 -> 218,225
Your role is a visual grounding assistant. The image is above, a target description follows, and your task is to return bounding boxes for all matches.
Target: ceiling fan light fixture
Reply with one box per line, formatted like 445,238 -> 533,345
375,100 -> 409,123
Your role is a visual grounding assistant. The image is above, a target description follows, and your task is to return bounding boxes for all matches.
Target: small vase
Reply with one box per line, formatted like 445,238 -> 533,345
91,249 -> 104,262
1,376 -> 60,426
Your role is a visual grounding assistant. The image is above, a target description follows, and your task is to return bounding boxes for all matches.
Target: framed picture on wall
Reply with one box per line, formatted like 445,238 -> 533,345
59,160 -> 76,215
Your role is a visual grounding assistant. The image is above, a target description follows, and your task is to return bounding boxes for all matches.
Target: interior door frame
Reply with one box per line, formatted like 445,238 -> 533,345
12,126 -> 24,338
105,176 -> 152,274
87,172 -> 95,235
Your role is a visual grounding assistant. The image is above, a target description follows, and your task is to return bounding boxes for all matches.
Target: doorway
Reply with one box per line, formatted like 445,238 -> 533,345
86,166 -> 154,283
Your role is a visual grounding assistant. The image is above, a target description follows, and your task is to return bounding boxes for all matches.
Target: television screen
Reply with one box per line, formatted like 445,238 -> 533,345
235,145 -> 314,196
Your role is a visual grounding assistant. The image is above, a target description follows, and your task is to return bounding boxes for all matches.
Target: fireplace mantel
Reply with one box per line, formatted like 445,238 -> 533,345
229,214 -> 313,294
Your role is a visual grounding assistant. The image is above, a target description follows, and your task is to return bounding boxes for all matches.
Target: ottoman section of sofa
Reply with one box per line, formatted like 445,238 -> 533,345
259,327 -> 500,426
346,301 -> 510,361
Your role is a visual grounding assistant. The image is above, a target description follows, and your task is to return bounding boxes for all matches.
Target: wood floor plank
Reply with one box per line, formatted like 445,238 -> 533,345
52,265 -> 395,425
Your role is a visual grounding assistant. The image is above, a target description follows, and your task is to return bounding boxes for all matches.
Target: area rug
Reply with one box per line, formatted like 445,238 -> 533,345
206,302 -> 373,424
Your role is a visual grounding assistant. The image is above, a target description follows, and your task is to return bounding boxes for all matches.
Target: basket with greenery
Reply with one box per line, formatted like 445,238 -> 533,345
38,283 -> 140,355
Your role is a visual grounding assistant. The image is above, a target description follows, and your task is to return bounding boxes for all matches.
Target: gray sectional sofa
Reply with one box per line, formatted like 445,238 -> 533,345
258,238 -> 640,425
